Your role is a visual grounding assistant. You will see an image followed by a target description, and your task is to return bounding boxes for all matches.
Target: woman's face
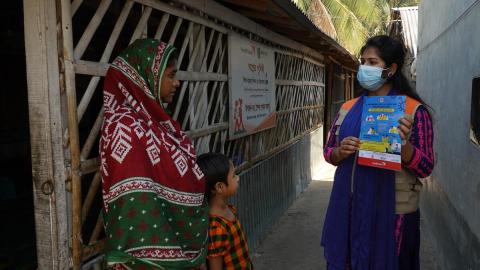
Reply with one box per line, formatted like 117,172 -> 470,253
360,47 -> 386,68
160,59 -> 180,104
225,162 -> 239,196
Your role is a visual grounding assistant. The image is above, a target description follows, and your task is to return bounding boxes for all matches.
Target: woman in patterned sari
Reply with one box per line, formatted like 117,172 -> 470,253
100,39 -> 208,269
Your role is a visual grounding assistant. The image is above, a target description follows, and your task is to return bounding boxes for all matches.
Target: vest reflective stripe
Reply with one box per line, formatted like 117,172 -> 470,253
334,96 -> 422,214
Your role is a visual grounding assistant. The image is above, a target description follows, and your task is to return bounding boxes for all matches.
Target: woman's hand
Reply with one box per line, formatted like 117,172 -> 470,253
333,136 -> 361,164
398,117 -> 413,144
398,117 -> 415,162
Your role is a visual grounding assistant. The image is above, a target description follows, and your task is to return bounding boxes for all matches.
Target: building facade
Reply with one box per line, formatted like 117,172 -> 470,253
417,0 -> 480,269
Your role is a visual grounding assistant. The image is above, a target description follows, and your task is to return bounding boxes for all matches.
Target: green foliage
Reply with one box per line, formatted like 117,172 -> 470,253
293,0 -> 419,54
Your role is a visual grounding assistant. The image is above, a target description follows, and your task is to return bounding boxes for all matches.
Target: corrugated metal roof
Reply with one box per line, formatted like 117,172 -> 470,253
392,6 -> 418,58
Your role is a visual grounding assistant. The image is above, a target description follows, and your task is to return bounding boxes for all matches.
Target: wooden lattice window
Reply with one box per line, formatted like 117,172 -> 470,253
55,0 -> 326,268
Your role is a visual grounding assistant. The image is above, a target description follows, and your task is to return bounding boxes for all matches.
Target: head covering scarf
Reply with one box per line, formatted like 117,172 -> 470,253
100,39 -> 208,269
321,91 -> 397,270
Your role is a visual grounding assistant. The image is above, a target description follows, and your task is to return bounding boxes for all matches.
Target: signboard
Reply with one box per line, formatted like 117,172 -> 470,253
228,33 -> 276,140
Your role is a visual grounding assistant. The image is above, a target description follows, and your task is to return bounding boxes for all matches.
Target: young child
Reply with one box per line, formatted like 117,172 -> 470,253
196,153 -> 253,270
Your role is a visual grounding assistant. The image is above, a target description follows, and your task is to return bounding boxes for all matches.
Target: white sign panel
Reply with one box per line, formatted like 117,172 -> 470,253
228,33 -> 276,140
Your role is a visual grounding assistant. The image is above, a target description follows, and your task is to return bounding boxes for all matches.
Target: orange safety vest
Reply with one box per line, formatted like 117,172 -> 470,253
333,96 -> 422,214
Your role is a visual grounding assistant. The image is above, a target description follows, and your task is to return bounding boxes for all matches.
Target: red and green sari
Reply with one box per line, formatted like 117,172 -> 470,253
100,39 -> 208,269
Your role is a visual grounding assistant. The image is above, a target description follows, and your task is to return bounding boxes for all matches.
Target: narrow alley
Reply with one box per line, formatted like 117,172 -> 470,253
252,162 -> 439,270
7,0 -> 480,269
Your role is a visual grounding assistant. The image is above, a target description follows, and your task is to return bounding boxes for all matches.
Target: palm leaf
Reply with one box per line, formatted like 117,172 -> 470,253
293,0 -> 314,10
321,0 -> 375,53
388,0 -> 419,7
293,0 -> 420,54
340,0 -> 383,29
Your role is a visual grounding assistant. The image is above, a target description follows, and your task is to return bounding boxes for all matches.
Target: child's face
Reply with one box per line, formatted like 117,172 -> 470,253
225,162 -> 239,196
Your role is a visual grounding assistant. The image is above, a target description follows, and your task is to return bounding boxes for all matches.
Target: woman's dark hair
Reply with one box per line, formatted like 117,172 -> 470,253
360,35 -> 429,107
196,153 -> 231,200
166,49 -> 179,68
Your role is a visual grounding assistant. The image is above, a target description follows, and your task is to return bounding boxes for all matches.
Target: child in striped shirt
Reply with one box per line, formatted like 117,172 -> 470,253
197,153 -> 253,270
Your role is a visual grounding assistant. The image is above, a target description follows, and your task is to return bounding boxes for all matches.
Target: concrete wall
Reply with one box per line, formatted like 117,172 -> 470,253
417,1 -> 480,269
231,128 -> 323,251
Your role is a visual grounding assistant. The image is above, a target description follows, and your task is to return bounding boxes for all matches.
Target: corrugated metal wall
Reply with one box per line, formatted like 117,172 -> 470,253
230,128 -> 316,251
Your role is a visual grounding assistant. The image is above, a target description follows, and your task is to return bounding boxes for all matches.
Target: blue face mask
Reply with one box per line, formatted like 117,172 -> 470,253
357,65 -> 388,91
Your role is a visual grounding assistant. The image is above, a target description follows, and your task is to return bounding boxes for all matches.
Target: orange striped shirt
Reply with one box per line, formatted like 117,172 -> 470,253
208,205 -> 253,270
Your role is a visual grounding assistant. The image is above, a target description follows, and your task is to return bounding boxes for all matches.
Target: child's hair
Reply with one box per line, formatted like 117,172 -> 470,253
196,153 -> 231,200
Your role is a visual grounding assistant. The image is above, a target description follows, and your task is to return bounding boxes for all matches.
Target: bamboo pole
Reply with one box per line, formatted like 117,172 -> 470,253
71,0 -> 84,16
136,0 -> 227,34
275,80 -> 324,87
73,59 -> 228,81
200,40 -> 226,128
201,80 -> 220,129
176,0 -> 327,62
273,48 -> 324,68
185,122 -> 228,139
88,213 -> 104,244
24,0 -> 70,268
173,25 -> 205,119
82,240 -> 106,260
181,28 -> 216,130
74,0 -> 112,60
80,158 -> 100,175
201,34 -> 225,117
212,82 -> 225,150
60,0 -> 83,268
154,13 -> 170,40
129,6 -> 153,44
177,22 -> 194,66
53,0 -> 329,266
277,105 -> 322,115
217,85 -> 228,151
82,172 -> 102,222
168,17 -> 184,45
187,24 -> 206,129
176,71 -> 227,81
77,0 -> 134,122
80,108 -> 103,160
188,30 -> 219,129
